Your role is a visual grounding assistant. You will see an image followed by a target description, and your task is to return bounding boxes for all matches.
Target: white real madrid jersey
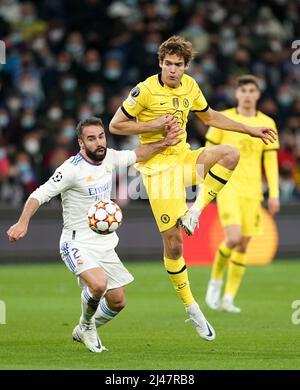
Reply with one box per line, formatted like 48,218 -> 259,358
30,149 -> 136,249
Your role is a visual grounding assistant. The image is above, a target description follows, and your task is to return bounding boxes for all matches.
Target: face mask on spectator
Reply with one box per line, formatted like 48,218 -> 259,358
194,74 -> 206,84
278,92 -> 293,106
85,62 -> 101,72
63,126 -> 75,140
221,28 -> 234,39
21,116 -> 35,129
23,15 -> 35,25
79,111 -> 92,121
0,147 -> 6,160
0,114 -> 9,127
32,38 -> 46,51
67,43 -> 84,56
17,161 -> 31,176
20,81 -> 38,94
7,98 -> 22,112
145,43 -> 159,54
62,79 -> 77,92
57,62 -> 71,72
202,61 -> 216,73
49,28 -> 64,43
104,68 -> 121,80
48,107 -> 63,121
24,139 -> 40,154
88,93 -> 104,105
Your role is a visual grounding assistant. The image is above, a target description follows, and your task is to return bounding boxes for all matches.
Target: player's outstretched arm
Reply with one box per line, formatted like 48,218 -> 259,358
7,197 -> 40,241
196,108 -> 277,144
109,107 -> 181,136
134,127 -> 184,162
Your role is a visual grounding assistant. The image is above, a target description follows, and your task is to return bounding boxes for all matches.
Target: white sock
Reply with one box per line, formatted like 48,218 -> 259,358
80,287 -> 100,325
190,204 -> 201,214
222,293 -> 234,303
95,298 -> 119,327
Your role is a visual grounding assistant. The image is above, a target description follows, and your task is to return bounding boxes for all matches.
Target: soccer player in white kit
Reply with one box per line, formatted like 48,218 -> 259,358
7,116 -> 183,353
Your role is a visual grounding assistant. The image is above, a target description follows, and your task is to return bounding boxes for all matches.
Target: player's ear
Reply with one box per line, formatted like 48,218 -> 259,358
159,59 -> 163,69
78,138 -> 84,150
185,62 -> 190,70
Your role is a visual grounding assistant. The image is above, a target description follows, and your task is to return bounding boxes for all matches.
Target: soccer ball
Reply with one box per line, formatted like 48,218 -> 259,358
87,199 -> 123,235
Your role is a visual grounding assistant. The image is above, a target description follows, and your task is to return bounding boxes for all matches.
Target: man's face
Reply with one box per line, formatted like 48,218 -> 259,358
159,54 -> 188,88
79,125 -> 107,163
235,83 -> 260,109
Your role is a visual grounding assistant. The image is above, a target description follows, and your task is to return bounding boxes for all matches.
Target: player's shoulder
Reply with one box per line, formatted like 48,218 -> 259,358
221,107 -> 237,116
67,153 -> 84,167
182,73 -> 198,86
257,111 -> 277,126
141,74 -> 162,93
127,75 -> 157,99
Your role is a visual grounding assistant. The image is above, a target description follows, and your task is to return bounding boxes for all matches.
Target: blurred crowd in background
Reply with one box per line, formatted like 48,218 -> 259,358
0,0 -> 300,206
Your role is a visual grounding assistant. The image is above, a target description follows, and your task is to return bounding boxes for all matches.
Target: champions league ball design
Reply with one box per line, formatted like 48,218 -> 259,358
87,200 -> 123,235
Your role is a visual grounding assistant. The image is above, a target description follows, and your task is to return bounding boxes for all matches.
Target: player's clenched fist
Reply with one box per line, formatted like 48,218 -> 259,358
7,222 -> 28,241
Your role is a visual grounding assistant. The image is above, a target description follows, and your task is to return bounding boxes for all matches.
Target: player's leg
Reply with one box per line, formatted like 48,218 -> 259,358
162,226 -> 215,341
142,169 -> 215,341
178,145 -> 240,235
74,267 -> 108,352
60,240 -> 107,352
94,287 -> 126,327
222,198 -> 261,312
206,225 -> 242,310
221,236 -> 250,313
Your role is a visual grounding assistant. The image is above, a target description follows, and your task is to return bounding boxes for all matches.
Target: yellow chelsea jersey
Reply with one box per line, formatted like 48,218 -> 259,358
122,73 -> 209,153
206,108 -> 280,200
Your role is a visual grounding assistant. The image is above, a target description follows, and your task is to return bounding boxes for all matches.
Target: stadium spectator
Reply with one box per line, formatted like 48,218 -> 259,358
0,0 -> 300,205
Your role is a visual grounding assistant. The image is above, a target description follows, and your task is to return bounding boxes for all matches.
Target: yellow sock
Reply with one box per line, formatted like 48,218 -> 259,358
224,251 -> 246,298
211,241 -> 232,280
193,163 -> 234,210
164,256 -> 195,307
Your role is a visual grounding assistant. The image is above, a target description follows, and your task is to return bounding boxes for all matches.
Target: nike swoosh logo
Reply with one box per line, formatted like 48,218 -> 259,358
160,102 -> 167,105
95,337 -> 102,350
206,322 -> 213,337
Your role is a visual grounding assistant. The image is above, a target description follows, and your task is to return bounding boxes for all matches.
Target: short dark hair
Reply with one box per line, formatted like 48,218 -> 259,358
158,35 -> 195,66
76,116 -> 104,139
236,75 -> 260,90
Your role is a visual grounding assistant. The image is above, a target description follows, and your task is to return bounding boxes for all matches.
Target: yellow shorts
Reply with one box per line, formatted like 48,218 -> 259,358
140,147 -> 205,232
217,188 -> 262,236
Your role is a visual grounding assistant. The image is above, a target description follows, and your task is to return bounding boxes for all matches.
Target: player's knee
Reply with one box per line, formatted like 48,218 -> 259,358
222,145 -> 240,169
226,234 -> 243,248
89,280 -> 107,298
109,297 -> 126,312
165,235 -> 183,259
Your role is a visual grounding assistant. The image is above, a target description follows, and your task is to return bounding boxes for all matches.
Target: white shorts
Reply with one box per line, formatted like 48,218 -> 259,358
59,238 -> 134,291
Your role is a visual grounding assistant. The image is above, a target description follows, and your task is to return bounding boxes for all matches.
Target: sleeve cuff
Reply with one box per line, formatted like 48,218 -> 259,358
121,105 -> 135,119
191,104 -> 209,113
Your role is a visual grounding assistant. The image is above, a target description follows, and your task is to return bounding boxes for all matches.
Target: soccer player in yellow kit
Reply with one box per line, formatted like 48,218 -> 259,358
109,36 -> 276,341
205,75 -> 280,313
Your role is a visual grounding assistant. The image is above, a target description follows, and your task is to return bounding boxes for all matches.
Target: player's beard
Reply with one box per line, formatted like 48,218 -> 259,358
85,146 -> 107,163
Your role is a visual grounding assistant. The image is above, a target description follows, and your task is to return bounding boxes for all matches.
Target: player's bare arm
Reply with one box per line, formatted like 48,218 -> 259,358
7,197 -> 40,241
109,107 -> 182,135
197,107 -> 277,144
134,127 -> 184,162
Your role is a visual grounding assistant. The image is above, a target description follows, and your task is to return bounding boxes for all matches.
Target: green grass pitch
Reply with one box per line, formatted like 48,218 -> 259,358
0,260 -> 300,370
